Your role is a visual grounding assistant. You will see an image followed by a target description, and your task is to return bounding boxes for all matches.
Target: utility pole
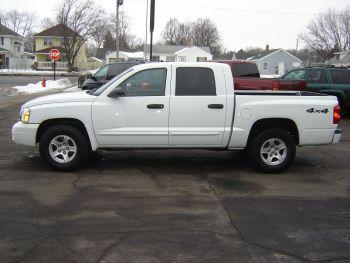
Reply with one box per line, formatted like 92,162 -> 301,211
145,0 -> 149,60
116,0 -> 124,61
150,0 -> 155,60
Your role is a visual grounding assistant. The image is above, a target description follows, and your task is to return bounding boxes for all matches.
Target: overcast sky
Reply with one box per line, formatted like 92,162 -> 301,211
2,0 -> 349,51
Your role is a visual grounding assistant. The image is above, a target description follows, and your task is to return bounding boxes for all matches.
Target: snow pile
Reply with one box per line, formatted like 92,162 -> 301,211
261,74 -> 282,79
0,69 -> 71,75
13,78 -> 72,94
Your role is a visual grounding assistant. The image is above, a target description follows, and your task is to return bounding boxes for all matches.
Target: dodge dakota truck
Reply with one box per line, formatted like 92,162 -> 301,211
12,62 -> 342,172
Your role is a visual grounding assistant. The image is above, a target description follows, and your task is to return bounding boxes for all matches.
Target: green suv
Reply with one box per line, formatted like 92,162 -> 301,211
281,67 -> 350,114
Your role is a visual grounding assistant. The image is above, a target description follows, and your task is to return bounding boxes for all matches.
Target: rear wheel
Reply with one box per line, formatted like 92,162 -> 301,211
39,125 -> 89,171
249,129 -> 296,173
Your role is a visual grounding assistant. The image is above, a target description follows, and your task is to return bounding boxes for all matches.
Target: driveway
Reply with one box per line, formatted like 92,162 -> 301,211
0,94 -> 349,262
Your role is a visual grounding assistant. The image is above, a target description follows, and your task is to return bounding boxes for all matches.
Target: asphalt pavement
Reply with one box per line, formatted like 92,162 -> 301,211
0,93 -> 350,262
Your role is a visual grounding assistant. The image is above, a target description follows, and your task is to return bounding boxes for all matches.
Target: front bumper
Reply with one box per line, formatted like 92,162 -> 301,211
12,121 -> 39,147
332,129 -> 342,144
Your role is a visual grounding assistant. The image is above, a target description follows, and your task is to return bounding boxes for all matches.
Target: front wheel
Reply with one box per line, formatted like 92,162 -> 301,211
39,125 -> 89,171
248,129 -> 296,173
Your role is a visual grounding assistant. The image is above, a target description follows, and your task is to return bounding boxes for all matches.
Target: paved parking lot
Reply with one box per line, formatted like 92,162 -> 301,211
0,94 -> 350,262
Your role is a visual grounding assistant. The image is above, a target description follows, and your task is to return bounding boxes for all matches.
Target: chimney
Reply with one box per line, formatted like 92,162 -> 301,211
266,44 -> 269,51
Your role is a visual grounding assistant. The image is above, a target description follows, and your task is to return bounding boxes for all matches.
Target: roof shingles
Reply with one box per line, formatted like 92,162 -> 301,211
34,23 -> 80,38
0,24 -> 23,38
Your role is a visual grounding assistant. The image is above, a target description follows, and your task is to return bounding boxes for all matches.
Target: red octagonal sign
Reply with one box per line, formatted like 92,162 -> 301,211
49,49 -> 60,61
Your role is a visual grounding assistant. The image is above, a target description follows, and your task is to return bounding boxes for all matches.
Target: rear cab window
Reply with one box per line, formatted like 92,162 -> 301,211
176,67 -> 216,96
231,63 -> 260,77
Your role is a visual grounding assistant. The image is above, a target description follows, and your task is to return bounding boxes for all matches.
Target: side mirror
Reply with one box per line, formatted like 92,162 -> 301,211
108,87 -> 126,98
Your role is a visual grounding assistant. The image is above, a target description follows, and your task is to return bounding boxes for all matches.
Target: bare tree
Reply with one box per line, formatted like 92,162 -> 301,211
55,0 -> 106,71
110,11 -> 143,51
90,11 -> 111,49
300,7 -> 350,59
40,17 -> 56,31
161,17 -> 222,56
1,10 -> 36,38
162,18 -> 180,45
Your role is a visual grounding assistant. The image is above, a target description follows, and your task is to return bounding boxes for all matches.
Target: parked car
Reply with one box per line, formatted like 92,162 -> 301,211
79,61 -> 145,90
213,60 -> 307,91
12,62 -> 341,173
280,67 -> 350,115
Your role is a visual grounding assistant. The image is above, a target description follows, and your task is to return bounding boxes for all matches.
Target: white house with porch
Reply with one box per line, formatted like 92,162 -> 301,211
0,23 -> 34,69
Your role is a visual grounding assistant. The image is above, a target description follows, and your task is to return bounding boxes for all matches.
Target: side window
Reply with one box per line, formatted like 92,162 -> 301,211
94,65 -> 109,80
308,69 -> 327,84
106,64 -> 132,80
283,69 -> 306,80
119,68 -> 167,96
176,67 -> 216,96
263,62 -> 268,71
330,70 -> 350,84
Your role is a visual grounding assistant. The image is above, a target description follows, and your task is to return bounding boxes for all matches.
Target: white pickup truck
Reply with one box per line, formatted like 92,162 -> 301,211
12,62 -> 342,172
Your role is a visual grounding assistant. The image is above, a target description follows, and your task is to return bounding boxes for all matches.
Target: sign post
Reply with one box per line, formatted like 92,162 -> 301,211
49,49 -> 60,81
149,0 -> 155,60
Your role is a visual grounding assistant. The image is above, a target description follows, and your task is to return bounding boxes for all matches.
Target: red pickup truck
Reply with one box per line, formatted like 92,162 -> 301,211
214,60 -> 307,91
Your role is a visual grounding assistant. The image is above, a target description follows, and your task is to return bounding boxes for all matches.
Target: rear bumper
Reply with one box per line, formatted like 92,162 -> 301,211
332,129 -> 342,144
12,121 -> 39,147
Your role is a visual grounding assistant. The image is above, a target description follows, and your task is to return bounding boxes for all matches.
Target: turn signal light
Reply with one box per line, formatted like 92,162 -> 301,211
272,81 -> 280,91
333,105 -> 341,124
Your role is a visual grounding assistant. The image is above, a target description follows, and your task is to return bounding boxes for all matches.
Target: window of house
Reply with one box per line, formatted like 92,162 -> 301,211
44,37 -> 52,46
119,68 -> 167,96
197,57 -> 207,62
60,38 -> 66,46
176,67 -> 216,96
17,46 -> 20,52
1,37 -> 4,46
151,55 -> 160,61
178,56 -> 186,62
263,62 -> 268,71
166,56 -> 175,62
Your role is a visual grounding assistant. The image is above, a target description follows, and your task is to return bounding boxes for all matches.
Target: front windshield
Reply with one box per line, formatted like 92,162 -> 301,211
92,68 -> 134,96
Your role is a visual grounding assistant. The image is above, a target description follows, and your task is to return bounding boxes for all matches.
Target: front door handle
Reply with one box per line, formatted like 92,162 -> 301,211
147,104 -> 164,109
208,104 -> 224,109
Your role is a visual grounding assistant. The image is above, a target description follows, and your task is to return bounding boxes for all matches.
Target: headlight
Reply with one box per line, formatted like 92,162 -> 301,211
21,108 -> 31,123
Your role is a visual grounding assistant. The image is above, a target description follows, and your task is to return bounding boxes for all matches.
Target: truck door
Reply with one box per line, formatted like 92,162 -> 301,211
169,66 -> 227,147
307,69 -> 329,93
91,66 -> 170,146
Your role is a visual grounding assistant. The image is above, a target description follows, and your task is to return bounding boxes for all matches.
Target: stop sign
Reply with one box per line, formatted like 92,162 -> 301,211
49,49 -> 60,61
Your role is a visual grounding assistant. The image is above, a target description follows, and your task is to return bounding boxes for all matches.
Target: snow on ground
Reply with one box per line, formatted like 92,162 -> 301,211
13,78 -> 73,94
261,74 -> 282,78
0,69 -> 73,75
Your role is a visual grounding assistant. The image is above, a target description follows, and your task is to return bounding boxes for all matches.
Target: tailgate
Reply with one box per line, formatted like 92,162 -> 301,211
278,80 -> 307,91
234,77 -> 274,90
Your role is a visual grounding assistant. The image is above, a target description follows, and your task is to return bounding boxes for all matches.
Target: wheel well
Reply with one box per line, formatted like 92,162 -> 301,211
36,118 -> 92,149
247,118 -> 299,146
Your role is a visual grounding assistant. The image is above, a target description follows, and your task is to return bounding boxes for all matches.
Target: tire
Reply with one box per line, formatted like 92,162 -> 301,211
248,129 -> 296,173
39,125 -> 89,171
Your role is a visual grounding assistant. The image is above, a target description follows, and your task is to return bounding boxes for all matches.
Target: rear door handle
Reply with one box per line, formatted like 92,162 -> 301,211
147,104 -> 164,109
208,104 -> 224,109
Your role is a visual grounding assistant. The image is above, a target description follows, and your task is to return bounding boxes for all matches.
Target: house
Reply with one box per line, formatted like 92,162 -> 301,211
0,23 -> 34,69
328,51 -> 350,67
33,23 -> 87,71
143,44 -> 212,62
247,48 -> 302,75
106,51 -> 144,63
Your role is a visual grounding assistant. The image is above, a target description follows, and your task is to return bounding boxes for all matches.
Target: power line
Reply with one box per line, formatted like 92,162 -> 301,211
133,0 -> 317,16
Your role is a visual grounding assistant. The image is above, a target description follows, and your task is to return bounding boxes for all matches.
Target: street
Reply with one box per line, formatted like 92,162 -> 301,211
0,93 -> 350,262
